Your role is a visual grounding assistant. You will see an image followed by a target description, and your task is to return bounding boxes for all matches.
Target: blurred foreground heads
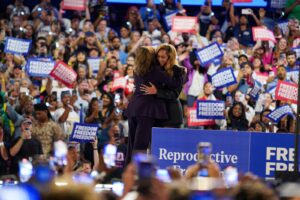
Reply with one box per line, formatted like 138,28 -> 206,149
41,183 -> 99,200
232,179 -> 278,200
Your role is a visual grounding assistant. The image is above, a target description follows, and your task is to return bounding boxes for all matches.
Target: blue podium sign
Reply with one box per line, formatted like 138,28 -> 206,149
151,128 -> 298,178
249,133 -> 296,178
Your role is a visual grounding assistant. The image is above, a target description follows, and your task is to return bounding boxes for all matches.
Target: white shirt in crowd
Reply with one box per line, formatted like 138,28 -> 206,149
188,72 -> 205,97
54,106 -> 80,136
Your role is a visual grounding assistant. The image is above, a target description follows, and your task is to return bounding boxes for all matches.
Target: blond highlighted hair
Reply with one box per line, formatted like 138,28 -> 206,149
134,46 -> 156,76
156,44 -> 178,76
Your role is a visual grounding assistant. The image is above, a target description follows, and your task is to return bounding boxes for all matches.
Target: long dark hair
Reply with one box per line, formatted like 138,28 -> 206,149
101,92 -> 115,111
134,46 -> 155,76
86,97 -> 98,117
228,102 -> 248,130
73,50 -> 91,78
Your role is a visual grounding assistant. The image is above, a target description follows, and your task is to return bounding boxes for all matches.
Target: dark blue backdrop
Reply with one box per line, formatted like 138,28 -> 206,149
151,128 -> 299,178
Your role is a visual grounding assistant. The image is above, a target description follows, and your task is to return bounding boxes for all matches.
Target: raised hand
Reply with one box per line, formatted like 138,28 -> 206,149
91,136 -> 98,149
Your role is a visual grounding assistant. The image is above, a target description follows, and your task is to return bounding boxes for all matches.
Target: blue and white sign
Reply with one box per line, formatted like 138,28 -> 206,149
196,100 -> 225,119
70,123 -> 98,142
277,21 -> 289,35
151,128 -> 299,178
87,57 -> 101,75
267,85 -> 277,98
249,133 -> 296,177
163,11 -> 178,30
26,58 -> 55,77
287,69 -> 299,84
292,48 -> 300,59
211,67 -> 237,89
197,42 -> 223,66
4,37 -> 31,55
249,81 -> 261,100
270,0 -> 286,8
152,128 -> 250,175
266,105 -> 294,123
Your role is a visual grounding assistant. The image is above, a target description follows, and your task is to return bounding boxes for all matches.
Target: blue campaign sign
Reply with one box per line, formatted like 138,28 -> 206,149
197,42 -> 224,66
211,67 -> 237,89
278,21 -> 289,35
249,133 -> 296,178
287,69 -> 298,83
87,57 -> 101,75
70,123 -> 98,143
249,81 -> 261,100
152,128 -> 300,178
267,85 -> 277,98
4,37 -> 32,55
26,58 -> 55,77
292,48 -> 300,59
163,10 -> 178,30
196,100 -> 225,119
151,128 -> 250,175
266,105 -> 294,123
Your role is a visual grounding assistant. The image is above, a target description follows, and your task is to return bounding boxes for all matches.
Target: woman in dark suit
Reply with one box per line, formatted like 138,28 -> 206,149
140,44 -> 187,128
125,46 -> 183,164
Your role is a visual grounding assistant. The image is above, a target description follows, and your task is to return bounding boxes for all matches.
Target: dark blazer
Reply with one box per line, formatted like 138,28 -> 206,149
126,65 -> 182,119
156,65 -> 187,127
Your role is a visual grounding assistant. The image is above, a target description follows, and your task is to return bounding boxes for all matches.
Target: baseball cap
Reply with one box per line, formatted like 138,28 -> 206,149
21,118 -> 32,125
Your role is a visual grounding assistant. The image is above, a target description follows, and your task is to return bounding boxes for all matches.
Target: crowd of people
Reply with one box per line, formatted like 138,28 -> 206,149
0,0 -> 300,198
2,152 -> 299,200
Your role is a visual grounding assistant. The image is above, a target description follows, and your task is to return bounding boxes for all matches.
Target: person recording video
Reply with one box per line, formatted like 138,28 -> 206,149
185,142 -> 221,179
9,118 -> 43,174
97,123 -> 126,182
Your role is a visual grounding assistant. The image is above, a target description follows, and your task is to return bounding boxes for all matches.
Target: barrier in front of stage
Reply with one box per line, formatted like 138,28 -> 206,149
151,128 -> 297,178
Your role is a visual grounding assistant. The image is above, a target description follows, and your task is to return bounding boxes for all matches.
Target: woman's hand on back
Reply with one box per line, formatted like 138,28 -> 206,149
140,82 -> 157,95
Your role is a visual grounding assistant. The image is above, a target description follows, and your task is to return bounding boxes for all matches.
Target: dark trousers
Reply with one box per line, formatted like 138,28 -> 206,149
125,116 -> 155,165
